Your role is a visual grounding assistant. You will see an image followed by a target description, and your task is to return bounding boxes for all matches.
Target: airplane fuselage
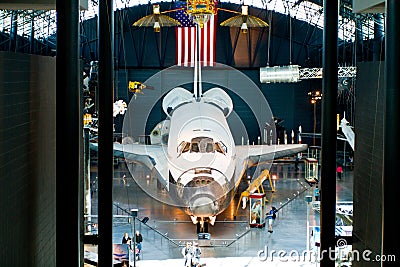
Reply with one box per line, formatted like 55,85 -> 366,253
167,100 -> 236,222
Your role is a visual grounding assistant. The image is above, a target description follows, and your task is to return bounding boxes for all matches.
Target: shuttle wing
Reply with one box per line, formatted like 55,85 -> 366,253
231,143 -> 308,193
236,143 -> 308,162
90,142 -> 169,189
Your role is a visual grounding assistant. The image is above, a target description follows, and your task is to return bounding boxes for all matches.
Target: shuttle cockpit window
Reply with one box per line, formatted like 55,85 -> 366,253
191,143 -> 200,152
179,137 -> 225,154
190,137 -> 214,153
206,143 -> 214,153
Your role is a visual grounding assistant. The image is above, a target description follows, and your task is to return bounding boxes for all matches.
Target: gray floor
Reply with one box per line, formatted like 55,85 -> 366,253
85,159 -> 354,266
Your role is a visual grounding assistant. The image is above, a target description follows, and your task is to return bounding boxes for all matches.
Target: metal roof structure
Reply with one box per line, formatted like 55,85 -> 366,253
0,0 -> 384,44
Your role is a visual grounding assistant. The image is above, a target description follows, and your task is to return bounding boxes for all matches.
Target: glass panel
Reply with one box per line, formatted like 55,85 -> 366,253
191,143 -> 199,153
0,0 -> 379,42
206,143 -> 214,153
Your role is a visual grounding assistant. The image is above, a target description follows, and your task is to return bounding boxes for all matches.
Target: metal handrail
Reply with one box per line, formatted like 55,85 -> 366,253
276,180 -> 310,212
226,227 -> 252,247
112,203 -> 180,247
138,218 -> 180,247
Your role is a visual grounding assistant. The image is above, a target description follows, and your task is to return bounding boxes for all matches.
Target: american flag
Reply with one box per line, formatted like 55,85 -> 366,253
175,1 -> 217,67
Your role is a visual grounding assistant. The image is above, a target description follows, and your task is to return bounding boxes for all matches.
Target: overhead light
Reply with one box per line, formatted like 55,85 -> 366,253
133,3 -> 181,30
241,5 -> 248,15
220,4 -> 268,32
153,4 -> 160,14
240,22 -> 248,33
153,4 -> 161,33
308,90 -> 322,104
240,6 -> 248,33
154,21 -> 160,32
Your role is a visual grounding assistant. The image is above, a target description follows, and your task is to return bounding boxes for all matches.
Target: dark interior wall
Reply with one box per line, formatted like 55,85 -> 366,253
353,61 -> 384,266
0,52 -> 56,266
260,72 -> 319,135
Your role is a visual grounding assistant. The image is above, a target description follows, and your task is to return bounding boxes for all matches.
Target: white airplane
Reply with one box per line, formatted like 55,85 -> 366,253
91,84 -> 307,233
91,15 -> 307,233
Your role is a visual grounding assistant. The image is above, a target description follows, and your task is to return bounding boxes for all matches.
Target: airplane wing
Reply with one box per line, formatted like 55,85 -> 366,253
89,142 -> 169,189
236,143 -> 308,163
230,143 -> 308,194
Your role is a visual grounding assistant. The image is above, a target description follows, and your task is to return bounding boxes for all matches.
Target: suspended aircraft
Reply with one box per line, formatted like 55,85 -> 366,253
91,0 -> 307,233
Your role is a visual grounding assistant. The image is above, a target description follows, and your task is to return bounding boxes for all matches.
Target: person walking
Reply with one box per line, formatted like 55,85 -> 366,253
121,232 -> 132,250
181,242 -> 192,267
314,185 -> 320,201
191,242 -> 202,267
266,206 -> 277,233
135,230 -> 143,252
135,230 -> 143,260
336,164 -> 343,180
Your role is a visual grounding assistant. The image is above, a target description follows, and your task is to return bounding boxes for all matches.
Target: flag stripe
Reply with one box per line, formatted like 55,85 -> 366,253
176,28 -> 182,65
203,24 -> 207,66
191,28 -> 195,67
175,2 -> 217,67
210,15 -> 215,65
184,27 -> 189,67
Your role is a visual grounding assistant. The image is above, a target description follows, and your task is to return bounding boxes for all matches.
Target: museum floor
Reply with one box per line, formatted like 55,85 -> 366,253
84,159 -> 354,267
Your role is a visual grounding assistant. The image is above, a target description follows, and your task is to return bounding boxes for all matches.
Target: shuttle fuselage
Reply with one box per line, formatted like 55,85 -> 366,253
167,99 -> 236,224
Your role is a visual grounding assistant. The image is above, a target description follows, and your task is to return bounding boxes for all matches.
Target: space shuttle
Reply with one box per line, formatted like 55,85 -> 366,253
90,19 -> 307,233
94,83 -> 307,233
101,84 -> 307,233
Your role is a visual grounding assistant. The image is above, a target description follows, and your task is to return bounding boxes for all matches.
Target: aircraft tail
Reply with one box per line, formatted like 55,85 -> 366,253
340,116 -> 355,151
